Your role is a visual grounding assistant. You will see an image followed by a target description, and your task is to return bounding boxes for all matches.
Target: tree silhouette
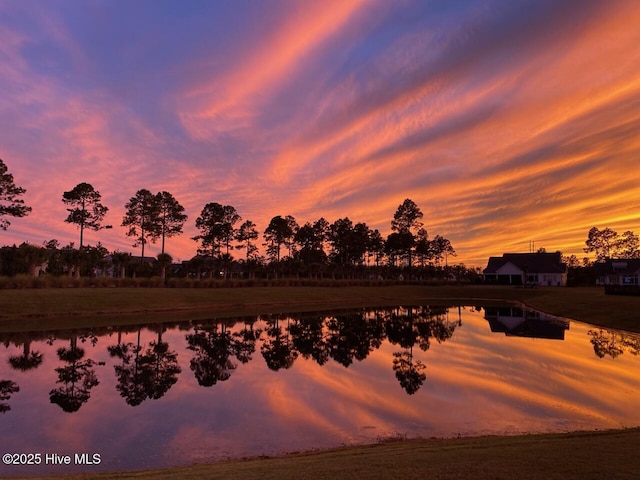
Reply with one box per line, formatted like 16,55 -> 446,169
122,189 -> 161,264
263,216 -> 294,276
194,203 -> 240,278
78,242 -> 109,277
155,191 -> 187,280
155,191 -> 187,255
62,183 -> 108,250
584,227 -> 619,262
385,231 -> 413,270
390,198 -> 423,273
284,215 -> 299,259
414,228 -> 432,267
236,220 -> 259,260
368,228 -> 385,269
615,230 -> 640,258
0,158 -> 31,231
328,218 -> 370,276
294,220 -> 328,278
431,235 -> 456,268
221,205 -> 241,258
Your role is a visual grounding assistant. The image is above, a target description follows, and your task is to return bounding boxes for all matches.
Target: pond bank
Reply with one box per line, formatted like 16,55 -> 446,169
5,428 -> 640,480
1,285 -> 638,333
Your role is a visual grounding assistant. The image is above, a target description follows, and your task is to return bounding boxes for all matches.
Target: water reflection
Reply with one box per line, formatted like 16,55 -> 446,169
0,305 -> 639,475
1,307 -> 634,405
261,315 -> 297,371
0,379 -> 19,413
50,334 -> 103,413
9,339 -> 43,372
483,306 -> 569,340
588,329 -> 640,358
109,327 -> 181,404
187,322 -> 238,386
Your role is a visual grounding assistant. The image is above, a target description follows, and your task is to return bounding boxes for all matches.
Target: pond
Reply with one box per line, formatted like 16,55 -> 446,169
0,305 -> 639,476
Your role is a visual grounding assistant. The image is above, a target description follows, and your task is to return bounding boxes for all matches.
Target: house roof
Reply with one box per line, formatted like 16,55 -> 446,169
483,252 -> 567,274
594,258 -> 640,276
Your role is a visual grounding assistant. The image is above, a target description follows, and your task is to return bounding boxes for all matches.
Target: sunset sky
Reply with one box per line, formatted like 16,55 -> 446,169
1,0 -> 639,267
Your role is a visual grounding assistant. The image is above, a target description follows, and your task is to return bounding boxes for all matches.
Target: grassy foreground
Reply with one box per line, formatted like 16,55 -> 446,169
6,429 -> 640,480
1,284 -> 638,332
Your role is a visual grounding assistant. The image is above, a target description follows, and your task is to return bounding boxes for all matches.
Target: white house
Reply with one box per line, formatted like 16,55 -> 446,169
594,259 -> 640,286
483,252 -> 567,286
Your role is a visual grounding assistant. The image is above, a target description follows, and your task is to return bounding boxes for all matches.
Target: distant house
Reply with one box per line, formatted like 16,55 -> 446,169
594,259 -> 640,286
98,255 -> 158,277
483,252 -> 567,286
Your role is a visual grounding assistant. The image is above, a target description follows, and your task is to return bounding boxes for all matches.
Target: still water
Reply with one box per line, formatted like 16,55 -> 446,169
0,305 -> 639,476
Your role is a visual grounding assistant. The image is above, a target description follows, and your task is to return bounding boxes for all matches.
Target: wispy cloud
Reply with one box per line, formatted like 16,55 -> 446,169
1,0 -> 639,265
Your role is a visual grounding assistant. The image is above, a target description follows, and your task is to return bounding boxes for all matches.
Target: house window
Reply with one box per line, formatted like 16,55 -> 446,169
612,262 -> 628,272
527,274 -> 538,283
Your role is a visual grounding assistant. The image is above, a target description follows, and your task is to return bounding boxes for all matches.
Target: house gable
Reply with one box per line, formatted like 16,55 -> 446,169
496,262 -> 523,275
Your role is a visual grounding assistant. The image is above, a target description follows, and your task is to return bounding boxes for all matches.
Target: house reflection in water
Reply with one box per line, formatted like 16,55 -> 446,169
483,306 -> 569,340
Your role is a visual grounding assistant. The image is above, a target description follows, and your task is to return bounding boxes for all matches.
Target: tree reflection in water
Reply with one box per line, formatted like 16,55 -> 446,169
109,326 -> 181,404
109,329 -> 147,405
231,319 -> 261,364
186,321 -> 237,386
2,305 -> 596,415
325,311 -> 384,368
0,379 -> 19,413
261,314 -> 298,371
392,351 -> 425,395
9,338 -> 43,372
588,329 -> 640,359
385,306 -> 458,394
50,334 -> 101,412
289,314 -> 329,365
144,326 -> 181,400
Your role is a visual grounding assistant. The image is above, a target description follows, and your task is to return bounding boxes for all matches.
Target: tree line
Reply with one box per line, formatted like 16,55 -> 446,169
1,159 -> 462,280
3,158 -> 639,284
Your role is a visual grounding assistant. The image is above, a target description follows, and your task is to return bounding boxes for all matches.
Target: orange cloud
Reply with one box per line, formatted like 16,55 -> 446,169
178,0 -> 368,140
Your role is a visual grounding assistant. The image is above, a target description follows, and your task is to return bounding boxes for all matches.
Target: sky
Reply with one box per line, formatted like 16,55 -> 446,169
1,0 -> 639,267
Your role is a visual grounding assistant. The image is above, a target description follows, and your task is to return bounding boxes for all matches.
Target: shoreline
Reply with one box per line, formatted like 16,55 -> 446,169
4,428 -> 640,480
1,285 -> 639,333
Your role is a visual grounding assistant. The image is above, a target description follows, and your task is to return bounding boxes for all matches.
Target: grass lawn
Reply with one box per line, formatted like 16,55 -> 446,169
5,429 -> 640,480
1,284 -> 638,332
